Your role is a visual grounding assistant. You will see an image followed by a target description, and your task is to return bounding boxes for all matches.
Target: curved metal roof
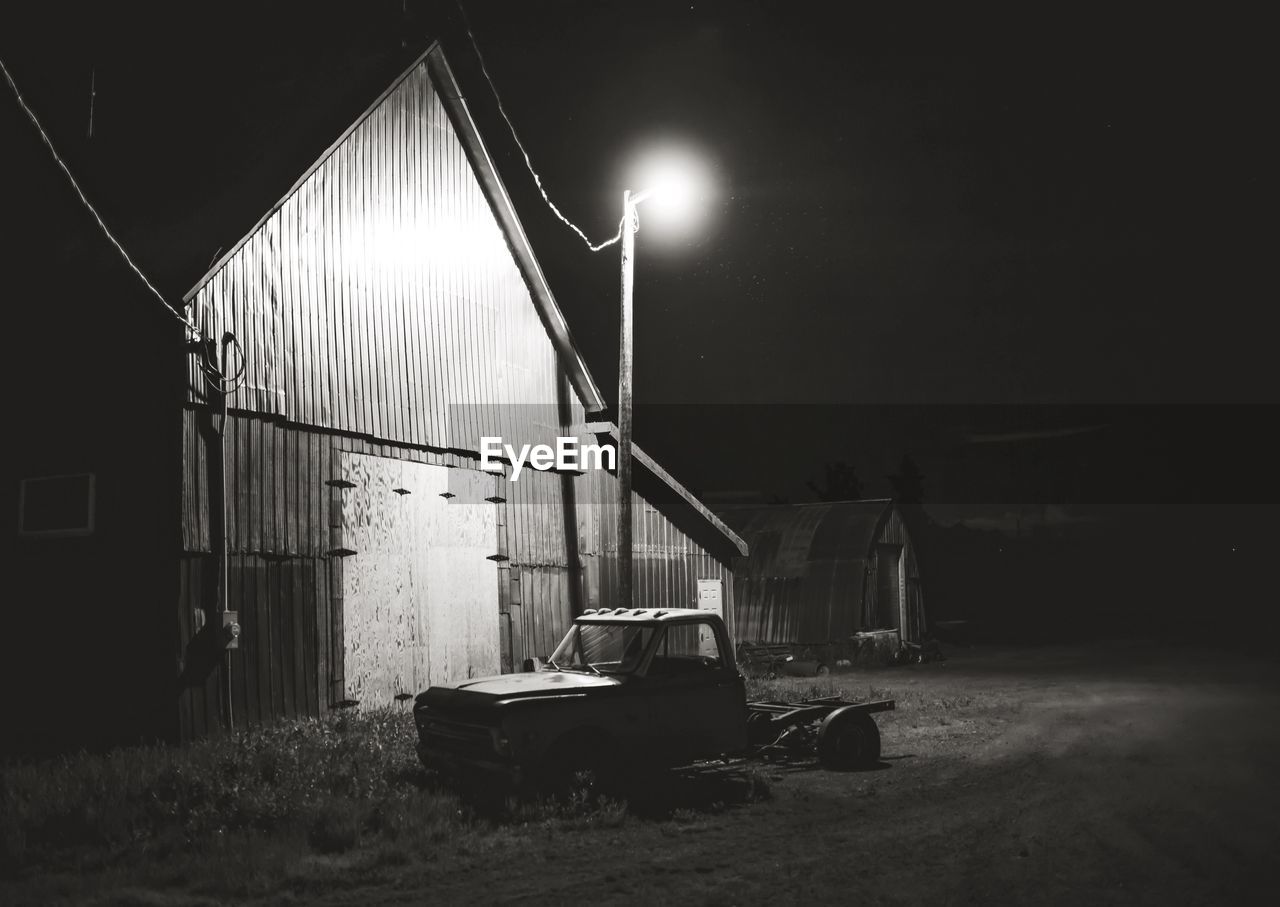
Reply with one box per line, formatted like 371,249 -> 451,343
718,499 -> 894,577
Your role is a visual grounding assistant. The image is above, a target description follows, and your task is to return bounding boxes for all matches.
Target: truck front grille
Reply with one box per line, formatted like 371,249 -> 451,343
417,713 -> 495,757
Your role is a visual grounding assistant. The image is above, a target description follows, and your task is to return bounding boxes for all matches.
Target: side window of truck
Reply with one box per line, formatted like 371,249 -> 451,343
649,621 -> 724,676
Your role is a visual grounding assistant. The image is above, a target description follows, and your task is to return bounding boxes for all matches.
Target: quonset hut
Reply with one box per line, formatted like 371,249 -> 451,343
717,500 -> 925,661
4,42 -> 744,752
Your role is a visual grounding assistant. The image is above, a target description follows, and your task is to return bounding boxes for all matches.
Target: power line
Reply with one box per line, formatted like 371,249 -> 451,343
454,0 -> 623,252
0,53 -> 202,337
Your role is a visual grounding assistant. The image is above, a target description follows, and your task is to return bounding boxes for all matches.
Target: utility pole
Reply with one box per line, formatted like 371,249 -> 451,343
617,190 -> 637,608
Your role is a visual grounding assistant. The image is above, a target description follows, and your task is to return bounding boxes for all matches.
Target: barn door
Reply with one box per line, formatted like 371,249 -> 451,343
340,454 -> 499,705
876,544 -> 903,631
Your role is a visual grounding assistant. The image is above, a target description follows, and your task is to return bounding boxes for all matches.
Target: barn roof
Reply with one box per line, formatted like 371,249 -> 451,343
717,499 -> 895,576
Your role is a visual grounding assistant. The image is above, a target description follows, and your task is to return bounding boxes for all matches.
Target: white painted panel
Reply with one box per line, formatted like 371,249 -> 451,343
342,453 -> 499,705
437,470 -> 501,682
696,578 -> 724,657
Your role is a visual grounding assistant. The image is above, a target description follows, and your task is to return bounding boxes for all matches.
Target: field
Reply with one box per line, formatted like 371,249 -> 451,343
3,640 -> 1278,905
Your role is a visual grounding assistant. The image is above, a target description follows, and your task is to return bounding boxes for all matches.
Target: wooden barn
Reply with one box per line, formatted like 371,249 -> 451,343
717,500 -> 925,660
3,43 -> 744,752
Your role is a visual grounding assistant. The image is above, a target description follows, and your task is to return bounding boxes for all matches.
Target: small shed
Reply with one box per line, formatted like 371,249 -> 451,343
717,500 -> 925,658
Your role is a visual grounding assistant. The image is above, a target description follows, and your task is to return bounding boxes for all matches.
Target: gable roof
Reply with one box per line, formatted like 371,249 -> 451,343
181,43 -> 603,413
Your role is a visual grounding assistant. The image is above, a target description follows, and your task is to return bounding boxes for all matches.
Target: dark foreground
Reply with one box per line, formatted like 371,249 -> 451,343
5,640 -> 1278,905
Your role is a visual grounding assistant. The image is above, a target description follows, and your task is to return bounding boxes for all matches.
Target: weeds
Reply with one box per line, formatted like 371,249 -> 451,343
0,707 -> 772,892
0,708 -> 436,877
744,674 -> 898,705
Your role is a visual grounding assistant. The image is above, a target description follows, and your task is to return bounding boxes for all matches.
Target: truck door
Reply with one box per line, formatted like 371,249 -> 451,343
645,618 -> 747,761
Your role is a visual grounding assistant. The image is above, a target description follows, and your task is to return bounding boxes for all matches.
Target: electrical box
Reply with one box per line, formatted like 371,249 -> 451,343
222,611 -> 241,649
696,579 -> 723,616
696,579 -> 723,657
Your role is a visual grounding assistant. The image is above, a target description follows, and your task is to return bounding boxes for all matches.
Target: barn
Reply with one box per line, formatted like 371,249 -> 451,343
4,42 -> 744,753
717,500 -> 925,661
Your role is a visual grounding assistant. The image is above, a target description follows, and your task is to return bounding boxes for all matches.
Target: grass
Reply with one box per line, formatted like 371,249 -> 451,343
2,673 -> 993,900
0,709 -> 449,878
744,674 -> 896,704
0,707 -> 773,901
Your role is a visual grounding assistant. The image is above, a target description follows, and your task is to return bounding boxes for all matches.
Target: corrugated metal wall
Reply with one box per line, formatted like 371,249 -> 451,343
576,466 -> 737,643
496,466 -> 574,666
185,60 -> 580,456
179,410 -> 738,734
178,553 -> 327,739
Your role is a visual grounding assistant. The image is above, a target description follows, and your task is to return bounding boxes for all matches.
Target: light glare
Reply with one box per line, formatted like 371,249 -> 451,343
628,142 -> 717,243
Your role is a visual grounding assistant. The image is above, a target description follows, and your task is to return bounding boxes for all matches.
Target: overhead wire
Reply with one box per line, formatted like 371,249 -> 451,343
200,334 -> 248,397
0,53 -> 203,338
1,51 -> 253,401
453,0 -> 624,252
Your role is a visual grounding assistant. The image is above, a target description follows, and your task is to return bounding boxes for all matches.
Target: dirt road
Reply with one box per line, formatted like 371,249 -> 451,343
306,640 -> 1280,906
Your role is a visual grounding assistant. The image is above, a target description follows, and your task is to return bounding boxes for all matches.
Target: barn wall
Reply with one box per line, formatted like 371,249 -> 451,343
178,409 -> 506,736
184,60 -> 586,457
178,409 -> 736,734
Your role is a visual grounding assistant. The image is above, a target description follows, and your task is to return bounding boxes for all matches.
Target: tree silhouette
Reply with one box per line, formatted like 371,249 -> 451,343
807,461 -> 864,502
889,454 -> 930,570
888,455 -> 925,511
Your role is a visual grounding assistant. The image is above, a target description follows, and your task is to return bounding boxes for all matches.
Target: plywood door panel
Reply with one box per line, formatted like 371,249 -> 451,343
341,453 -> 498,706
341,454 -> 418,705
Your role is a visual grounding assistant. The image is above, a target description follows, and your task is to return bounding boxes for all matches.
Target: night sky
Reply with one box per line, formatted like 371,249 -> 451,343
2,2 -> 1274,512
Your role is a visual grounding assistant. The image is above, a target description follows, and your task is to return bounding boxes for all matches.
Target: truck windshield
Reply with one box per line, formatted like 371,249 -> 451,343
549,623 -> 657,675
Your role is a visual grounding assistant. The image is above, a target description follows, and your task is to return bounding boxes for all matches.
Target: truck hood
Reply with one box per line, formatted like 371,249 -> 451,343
416,670 -> 620,711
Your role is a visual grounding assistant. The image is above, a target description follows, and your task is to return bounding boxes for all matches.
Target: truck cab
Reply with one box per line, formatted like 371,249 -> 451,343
414,608 -> 747,787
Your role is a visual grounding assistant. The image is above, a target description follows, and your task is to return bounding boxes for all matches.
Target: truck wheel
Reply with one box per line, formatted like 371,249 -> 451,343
817,709 -> 880,770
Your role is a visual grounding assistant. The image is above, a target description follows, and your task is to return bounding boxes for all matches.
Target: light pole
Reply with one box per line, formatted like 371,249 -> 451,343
613,146 -> 713,609
616,189 -> 645,609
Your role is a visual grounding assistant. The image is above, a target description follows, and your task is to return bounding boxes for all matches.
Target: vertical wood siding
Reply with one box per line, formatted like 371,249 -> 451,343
186,62 -> 573,454
575,466 -> 738,645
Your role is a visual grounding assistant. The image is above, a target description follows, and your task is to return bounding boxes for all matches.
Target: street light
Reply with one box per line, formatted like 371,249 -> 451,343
615,147 -> 714,608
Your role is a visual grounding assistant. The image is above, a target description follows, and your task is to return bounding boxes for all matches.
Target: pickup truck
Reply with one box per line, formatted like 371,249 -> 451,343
413,607 -> 892,791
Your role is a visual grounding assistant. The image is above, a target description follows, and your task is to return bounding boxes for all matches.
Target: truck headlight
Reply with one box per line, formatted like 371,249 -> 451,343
494,733 -> 512,756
